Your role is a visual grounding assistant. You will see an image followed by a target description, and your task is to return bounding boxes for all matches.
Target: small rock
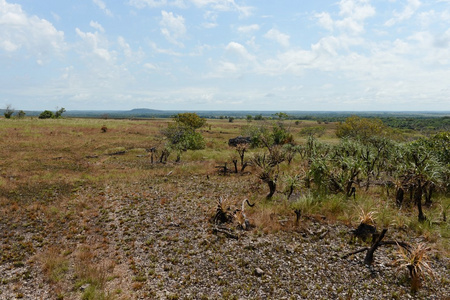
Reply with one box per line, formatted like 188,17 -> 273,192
80,283 -> 90,291
254,268 -> 264,277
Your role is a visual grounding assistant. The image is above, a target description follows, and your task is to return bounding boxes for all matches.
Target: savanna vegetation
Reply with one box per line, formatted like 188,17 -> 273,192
0,114 -> 448,299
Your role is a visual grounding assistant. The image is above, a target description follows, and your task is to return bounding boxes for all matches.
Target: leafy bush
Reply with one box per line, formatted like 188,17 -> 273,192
336,115 -> 391,141
39,110 -> 55,119
161,113 -> 206,161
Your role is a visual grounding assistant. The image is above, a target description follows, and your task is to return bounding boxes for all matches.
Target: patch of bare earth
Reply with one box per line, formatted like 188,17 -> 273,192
1,169 -> 448,300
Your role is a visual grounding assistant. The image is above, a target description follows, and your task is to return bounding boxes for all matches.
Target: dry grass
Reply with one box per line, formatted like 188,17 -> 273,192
0,117 -> 448,299
358,208 -> 377,226
394,243 -> 435,292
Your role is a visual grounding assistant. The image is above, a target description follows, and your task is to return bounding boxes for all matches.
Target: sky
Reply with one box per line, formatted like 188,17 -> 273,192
1,0 -> 450,111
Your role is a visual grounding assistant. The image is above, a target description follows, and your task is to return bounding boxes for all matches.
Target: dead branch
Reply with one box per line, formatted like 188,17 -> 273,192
212,226 -> 238,240
215,163 -> 231,175
341,229 -> 412,265
364,228 -> 388,265
341,247 -> 369,259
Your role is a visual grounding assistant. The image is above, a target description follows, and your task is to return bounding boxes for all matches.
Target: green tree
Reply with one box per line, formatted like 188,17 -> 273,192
242,120 -> 293,148
172,112 -> 206,129
3,104 -> 14,119
17,110 -> 26,118
55,107 -> 66,118
161,113 -> 206,161
336,115 -> 391,141
39,110 -> 54,119
274,112 -> 288,120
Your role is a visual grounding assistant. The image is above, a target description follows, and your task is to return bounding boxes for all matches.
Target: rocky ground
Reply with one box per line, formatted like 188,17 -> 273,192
1,170 -> 449,300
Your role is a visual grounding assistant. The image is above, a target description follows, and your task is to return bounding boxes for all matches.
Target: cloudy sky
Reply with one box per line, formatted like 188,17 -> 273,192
1,0 -> 450,111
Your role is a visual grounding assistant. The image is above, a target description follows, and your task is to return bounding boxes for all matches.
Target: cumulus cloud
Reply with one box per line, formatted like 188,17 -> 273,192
90,20 -> 105,32
75,28 -> 113,61
92,0 -> 113,16
237,24 -> 260,34
160,10 -> 186,47
264,28 -> 290,47
118,36 -> 145,61
315,12 -> 334,31
225,41 -> 254,61
0,0 -> 65,59
385,0 -> 421,26
335,0 -> 375,34
128,0 -> 167,8
338,0 -> 376,20
189,0 -> 253,17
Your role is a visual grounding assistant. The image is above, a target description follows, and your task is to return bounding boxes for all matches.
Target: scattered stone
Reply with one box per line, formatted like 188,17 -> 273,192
254,268 -> 264,277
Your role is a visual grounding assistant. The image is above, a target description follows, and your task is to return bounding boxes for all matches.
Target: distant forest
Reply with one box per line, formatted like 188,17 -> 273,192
2,108 -> 449,132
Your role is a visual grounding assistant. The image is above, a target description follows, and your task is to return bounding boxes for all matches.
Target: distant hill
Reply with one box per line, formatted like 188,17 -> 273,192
1,108 -> 449,120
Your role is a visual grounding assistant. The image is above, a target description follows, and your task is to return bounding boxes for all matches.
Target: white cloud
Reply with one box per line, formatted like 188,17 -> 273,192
315,12 -> 334,31
0,0 -> 65,59
335,0 -> 375,34
264,28 -> 290,47
433,28 -> 450,48
160,10 -> 186,47
385,0 -> 421,26
338,0 -> 376,20
92,0 -> 113,16
225,41 -> 254,61
118,36 -> 132,58
75,28 -> 114,61
189,0 -> 253,17
90,20 -> 105,32
202,10 -> 218,28
237,24 -> 260,34
129,0 -> 167,8
118,36 -> 145,61
143,62 -> 157,70
128,0 -> 187,9
202,22 -> 217,28
1,40 -> 19,52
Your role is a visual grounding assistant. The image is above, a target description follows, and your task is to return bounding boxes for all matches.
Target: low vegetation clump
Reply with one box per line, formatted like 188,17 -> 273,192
394,243 -> 435,292
0,115 -> 448,299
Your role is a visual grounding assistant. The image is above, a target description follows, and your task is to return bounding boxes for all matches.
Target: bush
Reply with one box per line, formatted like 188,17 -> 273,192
39,110 -> 54,119
3,105 -> 14,119
336,115 -> 391,141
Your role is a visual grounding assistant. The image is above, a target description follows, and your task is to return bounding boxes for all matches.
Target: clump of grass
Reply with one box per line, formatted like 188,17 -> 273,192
358,208 -> 376,226
394,243 -> 435,292
74,246 -> 114,298
38,247 -> 69,283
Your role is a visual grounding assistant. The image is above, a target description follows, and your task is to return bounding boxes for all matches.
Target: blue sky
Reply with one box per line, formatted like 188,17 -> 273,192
1,0 -> 450,111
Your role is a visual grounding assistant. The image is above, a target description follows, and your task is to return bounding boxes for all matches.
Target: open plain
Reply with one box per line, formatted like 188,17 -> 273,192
0,117 -> 448,299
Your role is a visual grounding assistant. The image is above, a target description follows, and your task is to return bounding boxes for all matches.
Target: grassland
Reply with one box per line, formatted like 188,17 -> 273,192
0,117 -> 448,299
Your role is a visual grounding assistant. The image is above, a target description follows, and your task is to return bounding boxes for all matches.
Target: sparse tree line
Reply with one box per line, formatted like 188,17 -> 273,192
2,105 -> 66,119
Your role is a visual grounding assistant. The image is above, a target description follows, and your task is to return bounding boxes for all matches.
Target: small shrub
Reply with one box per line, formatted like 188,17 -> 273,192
39,110 -> 54,119
394,243 -> 435,292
